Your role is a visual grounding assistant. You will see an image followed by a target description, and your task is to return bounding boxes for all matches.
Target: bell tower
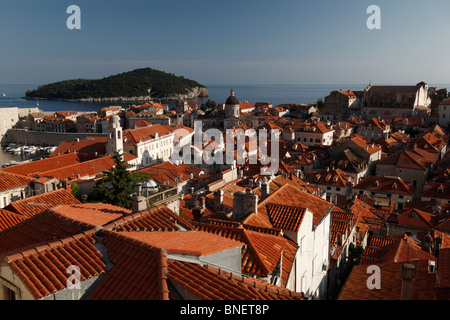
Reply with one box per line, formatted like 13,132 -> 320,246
106,115 -> 123,156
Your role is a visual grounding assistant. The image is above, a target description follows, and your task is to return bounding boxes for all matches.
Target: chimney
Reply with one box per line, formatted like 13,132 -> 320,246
261,177 -> 270,200
214,189 -> 223,211
192,206 -> 205,222
62,180 -> 72,195
232,189 -> 258,221
132,193 -> 147,213
198,196 -> 206,209
401,263 -> 416,300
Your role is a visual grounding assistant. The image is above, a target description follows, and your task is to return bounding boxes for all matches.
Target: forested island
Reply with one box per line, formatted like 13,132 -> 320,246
25,68 -> 208,102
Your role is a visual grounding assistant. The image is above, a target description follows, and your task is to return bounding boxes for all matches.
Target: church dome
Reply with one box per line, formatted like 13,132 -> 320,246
225,88 -> 239,105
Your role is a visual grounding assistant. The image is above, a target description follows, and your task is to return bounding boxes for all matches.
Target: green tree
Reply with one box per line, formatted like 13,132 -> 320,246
71,182 -> 80,198
89,152 -> 150,209
316,98 -> 324,109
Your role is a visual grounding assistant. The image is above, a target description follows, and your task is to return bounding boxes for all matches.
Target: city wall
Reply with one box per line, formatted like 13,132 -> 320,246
4,129 -> 107,146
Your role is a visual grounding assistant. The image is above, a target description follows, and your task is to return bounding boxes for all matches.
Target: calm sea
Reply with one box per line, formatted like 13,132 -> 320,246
0,83 -> 369,112
2,83 -> 449,111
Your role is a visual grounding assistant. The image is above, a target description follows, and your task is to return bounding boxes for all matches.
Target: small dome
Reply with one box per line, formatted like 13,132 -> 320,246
143,180 -> 157,188
225,88 -> 239,105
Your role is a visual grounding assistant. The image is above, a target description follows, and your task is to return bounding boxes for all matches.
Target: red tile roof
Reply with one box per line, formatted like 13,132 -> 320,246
362,118 -> 389,131
89,229 -> 305,300
378,148 -> 437,170
115,230 -> 245,256
265,203 -> 307,233
50,137 -> 107,158
123,124 -> 193,146
5,189 -> 81,218
339,260 -> 437,300
303,168 -> 352,187
353,175 -> 414,195
167,260 -> 305,300
48,203 -> 130,229
338,90 -> 358,99
34,154 -> 136,181
194,221 -> 297,287
396,208 -> 434,228
134,161 -> 191,186
123,124 -> 173,146
0,208 -> 25,232
0,171 -> 34,192
422,181 -> 450,200
360,234 -> 436,265
106,204 -> 196,232
350,135 -> 382,155
437,248 -> 450,289
4,231 -> 107,299
88,231 -> 170,300
0,203 -> 128,257
2,153 -> 83,177
256,184 -> 334,228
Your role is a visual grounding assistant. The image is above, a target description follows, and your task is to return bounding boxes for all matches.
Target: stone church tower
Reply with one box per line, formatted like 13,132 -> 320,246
106,114 -> 123,157
225,88 -> 240,118
224,88 -> 241,130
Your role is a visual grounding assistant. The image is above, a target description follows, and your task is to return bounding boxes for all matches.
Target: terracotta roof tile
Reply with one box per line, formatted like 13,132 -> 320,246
114,230 -> 244,256
353,175 -> 414,195
0,171 -> 35,192
339,260 -> 437,300
0,208 -> 25,232
397,208 -> 434,228
123,124 -> 193,146
48,203 -> 130,229
36,154 -> 136,181
265,203 -> 307,232
108,204 -> 196,232
49,137 -> 107,158
5,232 -> 107,299
193,221 -> 297,287
5,189 -> 81,218
378,148 -> 437,170
257,184 -> 334,228
168,260 -> 305,300
2,153 -> 82,177
0,211 -> 93,258
303,168 -> 352,187
360,234 -> 436,265
88,231 -> 169,300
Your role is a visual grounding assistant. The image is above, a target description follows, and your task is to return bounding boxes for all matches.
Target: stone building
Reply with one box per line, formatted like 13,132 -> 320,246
321,90 -> 361,122
438,98 -> 450,129
360,82 -> 431,118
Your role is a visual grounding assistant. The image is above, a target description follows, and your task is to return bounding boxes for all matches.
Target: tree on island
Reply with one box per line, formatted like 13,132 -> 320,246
88,152 -> 150,209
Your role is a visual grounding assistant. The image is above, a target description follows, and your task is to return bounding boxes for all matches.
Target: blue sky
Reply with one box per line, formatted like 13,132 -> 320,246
1,0 -> 450,86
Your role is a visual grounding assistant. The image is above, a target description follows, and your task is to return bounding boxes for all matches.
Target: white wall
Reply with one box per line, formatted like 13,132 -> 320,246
294,130 -> 334,147
285,209 -> 331,300
125,133 -> 174,168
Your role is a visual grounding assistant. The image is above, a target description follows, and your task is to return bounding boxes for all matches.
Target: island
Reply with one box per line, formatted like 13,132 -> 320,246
24,68 -> 208,102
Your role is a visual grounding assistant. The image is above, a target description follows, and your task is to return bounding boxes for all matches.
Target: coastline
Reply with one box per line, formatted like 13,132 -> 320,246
23,86 -> 209,104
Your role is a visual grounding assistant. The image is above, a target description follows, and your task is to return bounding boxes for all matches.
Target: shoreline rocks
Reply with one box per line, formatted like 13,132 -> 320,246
23,87 -> 209,103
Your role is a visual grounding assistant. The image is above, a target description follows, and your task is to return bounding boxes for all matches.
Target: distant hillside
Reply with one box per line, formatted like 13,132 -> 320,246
25,68 -> 208,101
